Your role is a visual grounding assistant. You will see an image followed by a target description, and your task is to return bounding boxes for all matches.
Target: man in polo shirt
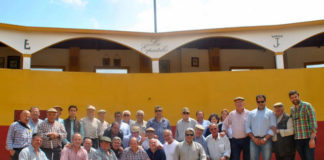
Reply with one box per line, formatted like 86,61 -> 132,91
146,105 -> 171,144
38,108 -> 66,160
6,110 -> 32,160
175,107 -> 197,142
80,105 -> 101,148
289,90 -> 317,160
245,95 -> 276,160
222,97 -> 250,160
174,128 -> 206,160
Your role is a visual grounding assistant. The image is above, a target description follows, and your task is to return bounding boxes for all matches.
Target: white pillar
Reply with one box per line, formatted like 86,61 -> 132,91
22,54 -> 31,69
152,59 -> 160,73
275,52 -> 284,69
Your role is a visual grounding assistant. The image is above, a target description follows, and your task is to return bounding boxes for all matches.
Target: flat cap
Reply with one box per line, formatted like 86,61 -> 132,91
146,127 -> 155,132
98,109 -> 106,113
131,126 -> 140,133
234,97 -> 245,102
47,108 -> 57,113
100,136 -> 111,143
195,124 -> 205,130
87,105 -> 96,110
53,106 -> 63,111
273,102 -> 284,108
182,107 -> 190,113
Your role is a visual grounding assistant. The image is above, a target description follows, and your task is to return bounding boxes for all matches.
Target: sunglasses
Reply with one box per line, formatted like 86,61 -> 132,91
257,101 -> 265,103
183,112 -> 190,115
185,134 -> 194,136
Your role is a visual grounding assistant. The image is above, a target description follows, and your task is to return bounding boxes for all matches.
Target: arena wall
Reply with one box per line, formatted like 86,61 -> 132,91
0,68 -> 323,159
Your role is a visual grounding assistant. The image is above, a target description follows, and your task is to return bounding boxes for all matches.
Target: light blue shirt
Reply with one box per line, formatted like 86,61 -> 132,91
245,107 -> 276,136
122,135 -> 142,148
198,120 -> 210,135
28,119 -> 43,134
194,135 -> 208,154
19,145 -> 48,160
120,122 -> 130,138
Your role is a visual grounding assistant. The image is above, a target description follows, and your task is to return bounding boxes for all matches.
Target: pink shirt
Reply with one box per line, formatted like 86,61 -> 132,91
222,109 -> 249,139
60,146 -> 88,160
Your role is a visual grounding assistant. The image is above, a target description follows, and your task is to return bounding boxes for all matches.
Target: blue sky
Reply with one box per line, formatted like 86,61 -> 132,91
0,0 -> 323,32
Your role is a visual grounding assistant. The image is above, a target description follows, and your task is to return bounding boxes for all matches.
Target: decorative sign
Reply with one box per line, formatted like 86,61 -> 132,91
272,35 -> 283,48
24,39 -> 31,50
140,38 -> 168,54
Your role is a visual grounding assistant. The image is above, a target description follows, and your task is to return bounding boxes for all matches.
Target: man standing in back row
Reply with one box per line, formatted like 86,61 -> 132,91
289,90 -> 317,160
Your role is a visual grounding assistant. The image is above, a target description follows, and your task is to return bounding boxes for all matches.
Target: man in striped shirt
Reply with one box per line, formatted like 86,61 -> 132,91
289,90 -> 317,160
6,110 -> 32,160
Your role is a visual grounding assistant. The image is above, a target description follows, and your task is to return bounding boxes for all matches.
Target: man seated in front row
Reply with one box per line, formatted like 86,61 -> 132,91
60,133 -> 87,160
19,134 -> 48,160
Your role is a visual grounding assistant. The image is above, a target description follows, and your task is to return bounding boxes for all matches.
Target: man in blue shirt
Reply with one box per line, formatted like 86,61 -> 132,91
245,95 -> 276,160
146,106 -> 171,144
19,133 -> 48,160
28,106 -> 43,134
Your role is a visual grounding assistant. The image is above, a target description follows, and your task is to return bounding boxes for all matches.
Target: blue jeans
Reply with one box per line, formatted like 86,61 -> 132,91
295,138 -> 315,160
250,139 -> 272,160
231,137 -> 250,160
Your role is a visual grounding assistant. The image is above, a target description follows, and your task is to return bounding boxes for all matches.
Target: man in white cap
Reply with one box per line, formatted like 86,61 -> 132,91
38,108 -> 66,160
97,109 -> 109,137
272,102 -> 295,160
122,126 -> 142,148
80,105 -> 101,148
175,107 -> 197,142
194,124 -> 208,154
141,127 -> 163,150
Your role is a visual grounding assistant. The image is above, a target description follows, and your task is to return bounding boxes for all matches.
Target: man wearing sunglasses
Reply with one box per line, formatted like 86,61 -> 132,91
146,106 -> 171,144
175,107 -> 197,142
174,128 -> 206,160
245,95 -> 276,160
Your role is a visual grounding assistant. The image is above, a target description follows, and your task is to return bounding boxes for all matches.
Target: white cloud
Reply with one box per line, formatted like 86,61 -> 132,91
90,18 -> 99,29
129,0 -> 324,32
61,0 -> 88,8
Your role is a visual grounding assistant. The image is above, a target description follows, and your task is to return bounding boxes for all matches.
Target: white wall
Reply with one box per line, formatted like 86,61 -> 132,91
31,48 -> 141,73
286,47 -> 324,68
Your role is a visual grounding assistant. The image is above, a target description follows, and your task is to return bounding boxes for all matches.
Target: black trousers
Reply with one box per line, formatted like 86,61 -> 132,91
41,147 -> 62,160
11,148 -> 23,160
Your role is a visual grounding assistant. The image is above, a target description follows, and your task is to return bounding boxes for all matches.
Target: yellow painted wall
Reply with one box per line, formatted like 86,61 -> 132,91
0,68 -> 323,126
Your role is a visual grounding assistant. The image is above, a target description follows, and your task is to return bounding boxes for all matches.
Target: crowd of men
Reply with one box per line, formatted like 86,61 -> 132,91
6,90 -> 317,160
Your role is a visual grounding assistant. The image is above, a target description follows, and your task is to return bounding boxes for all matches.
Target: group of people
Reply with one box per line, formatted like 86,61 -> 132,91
6,90 -> 317,160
